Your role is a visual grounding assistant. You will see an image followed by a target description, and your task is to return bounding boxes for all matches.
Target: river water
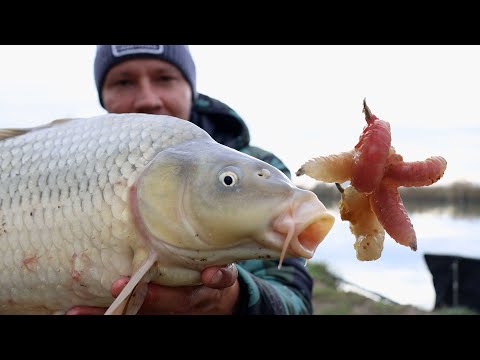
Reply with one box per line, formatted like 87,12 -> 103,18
311,205 -> 480,311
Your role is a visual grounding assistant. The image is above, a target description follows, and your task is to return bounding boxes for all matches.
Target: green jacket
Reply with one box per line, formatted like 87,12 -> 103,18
190,94 -> 312,315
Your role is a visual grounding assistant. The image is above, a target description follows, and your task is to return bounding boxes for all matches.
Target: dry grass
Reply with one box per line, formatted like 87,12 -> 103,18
307,262 -> 477,315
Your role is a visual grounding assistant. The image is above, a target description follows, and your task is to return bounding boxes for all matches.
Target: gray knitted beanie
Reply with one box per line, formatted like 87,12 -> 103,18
94,45 -> 197,107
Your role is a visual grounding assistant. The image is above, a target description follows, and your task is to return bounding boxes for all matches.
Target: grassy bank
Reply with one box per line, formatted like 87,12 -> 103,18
307,262 -> 477,315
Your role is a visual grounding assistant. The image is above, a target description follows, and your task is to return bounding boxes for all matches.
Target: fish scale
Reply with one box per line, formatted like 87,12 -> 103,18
0,114 -> 209,313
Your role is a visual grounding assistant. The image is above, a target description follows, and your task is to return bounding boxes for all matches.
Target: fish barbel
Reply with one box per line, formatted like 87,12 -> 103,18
0,113 -> 335,314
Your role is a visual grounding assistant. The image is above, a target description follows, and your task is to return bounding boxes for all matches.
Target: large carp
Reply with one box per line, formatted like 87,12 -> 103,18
0,113 -> 334,314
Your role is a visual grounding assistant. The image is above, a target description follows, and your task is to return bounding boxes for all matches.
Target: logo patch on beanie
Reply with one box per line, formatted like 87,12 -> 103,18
112,45 -> 164,57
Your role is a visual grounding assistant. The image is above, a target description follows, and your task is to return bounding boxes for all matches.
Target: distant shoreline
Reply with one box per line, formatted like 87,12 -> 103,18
305,181 -> 480,216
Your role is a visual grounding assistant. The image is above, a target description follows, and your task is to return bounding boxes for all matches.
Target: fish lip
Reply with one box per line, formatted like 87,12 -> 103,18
289,212 -> 335,258
265,200 -> 335,259
293,212 -> 335,257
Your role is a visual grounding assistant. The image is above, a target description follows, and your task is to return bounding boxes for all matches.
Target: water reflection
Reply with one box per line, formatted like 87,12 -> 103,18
319,195 -> 480,220
405,202 -> 480,219
311,203 -> 480,311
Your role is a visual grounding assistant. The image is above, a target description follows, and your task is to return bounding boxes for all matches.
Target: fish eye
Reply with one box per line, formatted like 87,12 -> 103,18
219,171 -> 238,187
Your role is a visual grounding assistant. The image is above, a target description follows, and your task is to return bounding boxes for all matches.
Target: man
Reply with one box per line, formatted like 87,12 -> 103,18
68,45 -> 313,315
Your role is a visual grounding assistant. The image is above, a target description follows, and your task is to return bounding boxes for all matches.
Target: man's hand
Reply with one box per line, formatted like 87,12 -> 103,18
66,264 -> 240,315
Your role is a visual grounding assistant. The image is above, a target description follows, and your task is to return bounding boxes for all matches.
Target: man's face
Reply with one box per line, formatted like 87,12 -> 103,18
102,58 -> 192,120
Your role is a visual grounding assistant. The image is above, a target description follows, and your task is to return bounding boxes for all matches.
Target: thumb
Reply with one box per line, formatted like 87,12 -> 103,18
111,276 -> 130,297
202,264 -> 238,289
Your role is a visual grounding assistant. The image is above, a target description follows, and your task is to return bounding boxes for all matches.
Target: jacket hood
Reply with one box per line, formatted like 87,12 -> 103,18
190,93 -> 250,150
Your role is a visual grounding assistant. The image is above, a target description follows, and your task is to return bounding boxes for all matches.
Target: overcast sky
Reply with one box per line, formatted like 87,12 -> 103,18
1,45 -> 479,188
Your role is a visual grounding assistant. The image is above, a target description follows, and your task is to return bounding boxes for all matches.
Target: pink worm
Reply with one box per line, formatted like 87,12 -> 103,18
383,156 -> 447,187
351,102 -> 391,193
369,181 -> 417,251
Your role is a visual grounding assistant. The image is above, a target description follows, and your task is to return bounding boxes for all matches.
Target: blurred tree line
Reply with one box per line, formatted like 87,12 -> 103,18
305,181 -> 480,218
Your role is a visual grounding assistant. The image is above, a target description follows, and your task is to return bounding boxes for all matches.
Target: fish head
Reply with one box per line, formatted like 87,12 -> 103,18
133,140 -> 335,266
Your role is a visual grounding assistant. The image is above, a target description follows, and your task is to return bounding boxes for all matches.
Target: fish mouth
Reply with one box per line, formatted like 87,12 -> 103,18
266,192 -> 335,265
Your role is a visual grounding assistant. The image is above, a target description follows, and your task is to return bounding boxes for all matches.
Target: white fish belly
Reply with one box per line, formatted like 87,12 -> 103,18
0,114 -> 208,314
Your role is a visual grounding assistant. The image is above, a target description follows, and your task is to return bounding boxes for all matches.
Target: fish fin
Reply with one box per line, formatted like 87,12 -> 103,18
0,128 -> 30,140
105,251 -> 158,315
48,118 -> 75,126
0,118 -> 75,141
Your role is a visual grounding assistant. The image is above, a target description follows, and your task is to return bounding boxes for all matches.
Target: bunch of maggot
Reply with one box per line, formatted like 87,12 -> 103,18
297,100 -> 447,261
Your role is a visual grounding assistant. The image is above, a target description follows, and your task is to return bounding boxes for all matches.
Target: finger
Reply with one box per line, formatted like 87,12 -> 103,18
109,275 -> 227,314
141,284 -> 203,314
111,277 -> 130,297
66,306 -> 107,315
112,277 -> 200,313
201,263 -> 238,289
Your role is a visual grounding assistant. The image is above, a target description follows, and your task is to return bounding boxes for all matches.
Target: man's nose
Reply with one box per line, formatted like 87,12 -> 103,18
134,81 -> 164,114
